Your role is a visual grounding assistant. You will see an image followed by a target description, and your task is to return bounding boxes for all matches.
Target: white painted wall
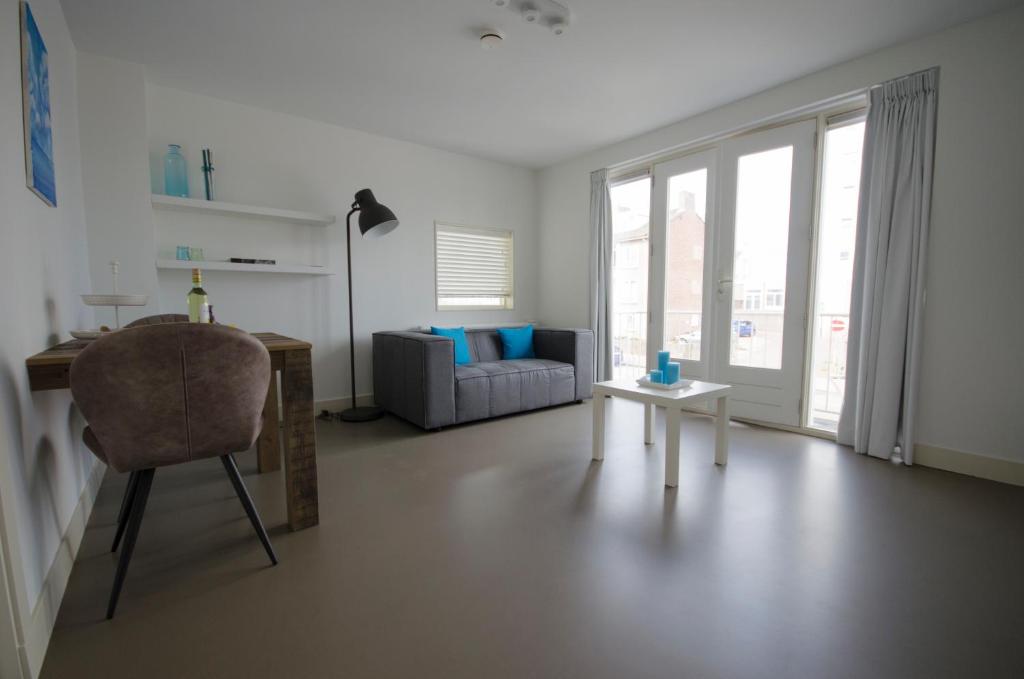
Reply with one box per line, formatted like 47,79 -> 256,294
537,6 -> 1024,464
0,0 -> 97,675
143,84 -> 539,403
76,52 -> 160,329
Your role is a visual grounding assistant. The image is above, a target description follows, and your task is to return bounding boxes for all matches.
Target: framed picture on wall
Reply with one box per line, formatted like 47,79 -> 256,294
20,1 -> 57,207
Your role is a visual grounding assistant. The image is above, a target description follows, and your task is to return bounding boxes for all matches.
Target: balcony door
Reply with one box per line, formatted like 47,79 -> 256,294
648,149 -> 717,381
648,119 -> 816,426
712,120 -> 816,425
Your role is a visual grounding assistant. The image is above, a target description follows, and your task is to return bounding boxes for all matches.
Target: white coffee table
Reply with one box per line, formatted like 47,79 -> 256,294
591,379 -> 732,488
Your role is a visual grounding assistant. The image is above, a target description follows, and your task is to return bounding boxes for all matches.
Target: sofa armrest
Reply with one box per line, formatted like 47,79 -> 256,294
372,331 -> 456,429
533,328 -> 594,400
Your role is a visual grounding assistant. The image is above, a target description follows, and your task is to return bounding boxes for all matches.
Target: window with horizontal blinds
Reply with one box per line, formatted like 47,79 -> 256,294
435,223 -> 514,310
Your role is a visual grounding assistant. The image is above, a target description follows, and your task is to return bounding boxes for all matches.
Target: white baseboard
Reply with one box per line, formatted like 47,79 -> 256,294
915,443 -> 1024,487
18,460 -> 105,678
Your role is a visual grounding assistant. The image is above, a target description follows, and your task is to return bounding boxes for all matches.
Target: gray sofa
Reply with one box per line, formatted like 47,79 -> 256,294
372,327 -> 594,429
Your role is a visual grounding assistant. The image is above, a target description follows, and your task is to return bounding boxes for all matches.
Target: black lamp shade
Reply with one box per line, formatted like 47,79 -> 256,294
354,188 -> 399,238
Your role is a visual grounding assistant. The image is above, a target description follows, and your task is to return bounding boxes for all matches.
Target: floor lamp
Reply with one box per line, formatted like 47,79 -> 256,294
340,188 -> 399,422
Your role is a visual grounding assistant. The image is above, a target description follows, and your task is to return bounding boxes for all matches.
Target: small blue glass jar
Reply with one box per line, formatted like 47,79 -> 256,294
164,144 -> 189,197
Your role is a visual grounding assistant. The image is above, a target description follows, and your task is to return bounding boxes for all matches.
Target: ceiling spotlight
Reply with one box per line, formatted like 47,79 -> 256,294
550,20 -> 568,35
479,30 -> 504,49
522,5 -> 540,23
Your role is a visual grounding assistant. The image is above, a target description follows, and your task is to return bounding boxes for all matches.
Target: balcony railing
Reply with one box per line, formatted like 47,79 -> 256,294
809,312 -> 849,430
612,311 -> 647,380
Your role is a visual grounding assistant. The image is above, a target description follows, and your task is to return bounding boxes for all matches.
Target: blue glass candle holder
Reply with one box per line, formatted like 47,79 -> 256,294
665,361 -> 681,385
657,350 -> 671,374
649,370 -> 663,384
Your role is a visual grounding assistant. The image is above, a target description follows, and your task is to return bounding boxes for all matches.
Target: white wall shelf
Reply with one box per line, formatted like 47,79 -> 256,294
151,194 -> 336,226
156,259 -> 335,276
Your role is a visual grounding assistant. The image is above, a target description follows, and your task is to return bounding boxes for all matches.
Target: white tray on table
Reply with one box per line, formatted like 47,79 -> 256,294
636,376 -> 693,391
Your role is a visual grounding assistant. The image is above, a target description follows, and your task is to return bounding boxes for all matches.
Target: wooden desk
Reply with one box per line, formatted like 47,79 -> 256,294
25,332 -> 319,531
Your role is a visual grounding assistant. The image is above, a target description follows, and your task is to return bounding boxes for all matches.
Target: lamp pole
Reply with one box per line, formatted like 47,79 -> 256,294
338,189 -> 399,423
345,202 -> 359,418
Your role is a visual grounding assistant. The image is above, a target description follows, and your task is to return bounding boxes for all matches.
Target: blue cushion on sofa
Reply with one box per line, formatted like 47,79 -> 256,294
497,324 -> 535,359
431,326 -> 472,365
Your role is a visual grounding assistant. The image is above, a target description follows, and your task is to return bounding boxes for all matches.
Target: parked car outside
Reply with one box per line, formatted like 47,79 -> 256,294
732,320 -> 756,338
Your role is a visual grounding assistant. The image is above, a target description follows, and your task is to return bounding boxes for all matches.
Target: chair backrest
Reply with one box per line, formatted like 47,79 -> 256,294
124,314 -> 189,328
70,324 -> 270,472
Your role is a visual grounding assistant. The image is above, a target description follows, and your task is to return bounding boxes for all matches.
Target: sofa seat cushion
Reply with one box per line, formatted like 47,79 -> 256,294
454,359 -> 576,423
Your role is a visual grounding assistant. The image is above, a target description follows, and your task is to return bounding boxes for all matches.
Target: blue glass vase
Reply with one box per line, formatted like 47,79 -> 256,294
164,144 -> 189,197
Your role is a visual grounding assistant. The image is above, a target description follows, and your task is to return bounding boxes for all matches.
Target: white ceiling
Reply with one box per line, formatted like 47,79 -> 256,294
60,0 -> 1018,168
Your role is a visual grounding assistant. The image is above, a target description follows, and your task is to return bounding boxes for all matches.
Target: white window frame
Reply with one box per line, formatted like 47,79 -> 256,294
434,221 -> 515,311
801,106 -> 868,433
603,90 -> 869,438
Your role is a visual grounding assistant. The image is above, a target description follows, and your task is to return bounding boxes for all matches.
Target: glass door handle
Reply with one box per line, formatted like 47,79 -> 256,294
717,278 -> 733,294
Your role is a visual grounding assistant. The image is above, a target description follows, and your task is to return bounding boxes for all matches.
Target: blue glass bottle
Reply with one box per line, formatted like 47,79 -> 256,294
164,144 -> 189,197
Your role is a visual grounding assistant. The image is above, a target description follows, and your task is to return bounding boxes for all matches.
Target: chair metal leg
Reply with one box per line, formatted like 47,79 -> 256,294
107,468 -> 154,619
220,454 -> 278,566
111,471 -> 140,552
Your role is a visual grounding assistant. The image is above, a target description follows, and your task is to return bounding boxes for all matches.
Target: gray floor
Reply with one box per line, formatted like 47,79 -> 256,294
41,398 -> 1024,678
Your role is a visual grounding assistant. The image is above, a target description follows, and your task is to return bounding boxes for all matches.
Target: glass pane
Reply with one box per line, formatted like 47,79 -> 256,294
729,146 -> 793,369
663,169 -> 707,362
808,121 -> 865,431
609,177 -> 650,380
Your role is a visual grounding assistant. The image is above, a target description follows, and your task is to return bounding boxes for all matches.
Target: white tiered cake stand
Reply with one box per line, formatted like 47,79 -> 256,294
81,261 -> 148,329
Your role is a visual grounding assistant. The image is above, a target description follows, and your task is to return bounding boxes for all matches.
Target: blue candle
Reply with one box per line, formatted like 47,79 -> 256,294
665,361 -> 681,385
657,350 -> 671,373
649,370 -> 663,384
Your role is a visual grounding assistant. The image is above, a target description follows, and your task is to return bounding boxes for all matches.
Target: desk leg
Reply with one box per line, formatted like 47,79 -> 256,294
715,396 -> 729,466
257,373 -> 281,473
665,407 -> 681,488
282,349 -> 319,530
644,403 -> 654,445
592,394 -> 605,461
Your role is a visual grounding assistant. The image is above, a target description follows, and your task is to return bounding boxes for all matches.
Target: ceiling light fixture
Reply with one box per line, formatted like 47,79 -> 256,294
479,30 -> 504,49
492,1 -> 571,37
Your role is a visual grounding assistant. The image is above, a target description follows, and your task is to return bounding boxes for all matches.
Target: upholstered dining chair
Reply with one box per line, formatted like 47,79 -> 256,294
114,315 -> 188,548
70,323 -> 277,619
124,313 -> 189,328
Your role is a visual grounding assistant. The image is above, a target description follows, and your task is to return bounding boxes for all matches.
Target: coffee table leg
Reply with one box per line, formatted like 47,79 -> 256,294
665,407 -> 681,488
644,403 -> 654,445
715,396 -> 729,466
592,394 -> 605,461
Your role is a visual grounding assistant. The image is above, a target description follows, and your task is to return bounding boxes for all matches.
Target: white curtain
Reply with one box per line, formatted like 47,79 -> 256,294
837,68 -> 939,465
589,169 -> 613,382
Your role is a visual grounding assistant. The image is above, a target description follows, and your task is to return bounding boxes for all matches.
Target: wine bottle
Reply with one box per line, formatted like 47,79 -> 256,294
187,268 -> 210,323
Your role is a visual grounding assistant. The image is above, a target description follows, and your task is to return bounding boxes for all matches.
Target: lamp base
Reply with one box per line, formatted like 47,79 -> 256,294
339,405 -> 385,423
